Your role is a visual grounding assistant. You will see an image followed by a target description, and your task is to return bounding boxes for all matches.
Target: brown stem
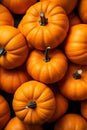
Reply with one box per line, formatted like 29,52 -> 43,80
44,47 -> 50,62
0,48 -> 6,56
39,11 -> 48,26
72,69 -> 82,79
25,101 -> 37,109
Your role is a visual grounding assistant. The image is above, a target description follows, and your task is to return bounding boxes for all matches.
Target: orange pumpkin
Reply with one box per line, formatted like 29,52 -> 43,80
0,65 -> 31,94
0,25 -> 29,69
0,95 -> 10,130
0,4 -> 14,26
64,24 -> 87,65
40,0 -> 78,14
26,47 -> 68,84
4,116 -> 43,130
1,0 -> 37,14
18,1 -> 69,50
58,63 -> 87,101
81,99 -> 87,119
12,80 -> 56,125
54,113 -> 87,130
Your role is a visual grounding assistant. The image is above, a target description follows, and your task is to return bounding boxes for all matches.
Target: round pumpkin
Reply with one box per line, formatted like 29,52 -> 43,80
81,99 -> 87,119
1,0 -> 37,14
0,4 -> 14,26
26,47 -> 68,84
58,63 -> 87,101
54,113 -> 87,130
0,95 -> 10,130
4,116 -> 43,130
0,25 -> 29,69
40,0 -> 78,14
0,65 -> 31,94
18,1 -> 69,50
64,24 -> 87,65
12,80 -> 56,125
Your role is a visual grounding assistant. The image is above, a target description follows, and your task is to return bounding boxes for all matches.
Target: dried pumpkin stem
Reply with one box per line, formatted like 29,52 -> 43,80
44,47 -> 50,62
39,11 -> 48,26
25,101 -> 37,109
0,48 -> 6,56
73,69 -> 82,79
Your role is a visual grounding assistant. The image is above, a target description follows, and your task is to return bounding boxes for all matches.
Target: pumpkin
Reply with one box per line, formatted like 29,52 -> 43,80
1,0 -> 37,14
78,0 -> 87,23
47,85 -> 68,122
26,47 -> 68,84
40,0 -> 78,14
0,4 -> 14,26
58,63 -> 87,101
12,80 -> 56,125
18,1 -> 69,50
54,113 -> 87,130
68,13 -> 81,26
0,25 -> 29,69
81,99 -> 87,119
4,116 -> 43,130
0,95 -> 10,130
0,65 -> 31,94
64,24 -> 87,65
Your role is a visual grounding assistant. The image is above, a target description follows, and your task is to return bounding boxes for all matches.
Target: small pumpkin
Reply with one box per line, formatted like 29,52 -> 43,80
26,47 -> 68,84
18,1 -> 69,50
0,65 -> 31,94
40,0 -> 78,14
1,0 -> 37,14
64,24 -> 87,65
0,95 -> 10,130
54,113 -> 87,130
81,99 -> 87,119
4,116 -> 43,130
0,25 -> 29,69
0,4 -> 14,26
12,80 -> 56,125
58,63 -> 87,101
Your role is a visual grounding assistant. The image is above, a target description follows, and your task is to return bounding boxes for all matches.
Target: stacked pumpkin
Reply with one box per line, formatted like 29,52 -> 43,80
0,0 -> 87,130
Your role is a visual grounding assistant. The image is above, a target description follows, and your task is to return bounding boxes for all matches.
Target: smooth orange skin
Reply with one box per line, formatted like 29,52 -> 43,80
0,25 -> 29,69
4,116 -> 43,130
0,95 -> 10,130
0,4 -> 14,26
54,113 -> 87,130
64,24 -> 87,65
1,0 -> 37,14
58,63 -> 87,101
12,80 -> 56,125
18,1 -> 69,50
81,99 -> 87,119
40,0 -> 78,14
26,49 -> 68,84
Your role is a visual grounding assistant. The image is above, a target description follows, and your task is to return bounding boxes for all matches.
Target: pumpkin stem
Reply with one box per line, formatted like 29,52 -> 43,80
44,46 -> 50,62
73,69 -> 82,79
39,11 -> 48,26
25,101 -> 37,109
0,48 -> 6,56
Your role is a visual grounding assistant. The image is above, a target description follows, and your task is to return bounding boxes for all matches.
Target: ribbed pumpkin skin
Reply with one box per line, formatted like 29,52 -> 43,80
4,116 -> 44,130
12,80 -> 56,125
81,99 -> 87,119
58,63 -> 87,101
0,95 -> 10,130
64,24 -> 87,65
0,4 -> 14,26
18,1 -> 69,50
54,114 -> 87,130
40,0 -> 78,14
26,49 -> 68,84
0,26 -> 29,69
1,0 -> 37,14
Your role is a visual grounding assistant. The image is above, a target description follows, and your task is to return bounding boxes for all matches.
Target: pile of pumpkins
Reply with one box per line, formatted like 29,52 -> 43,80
1,0 -> 87,130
